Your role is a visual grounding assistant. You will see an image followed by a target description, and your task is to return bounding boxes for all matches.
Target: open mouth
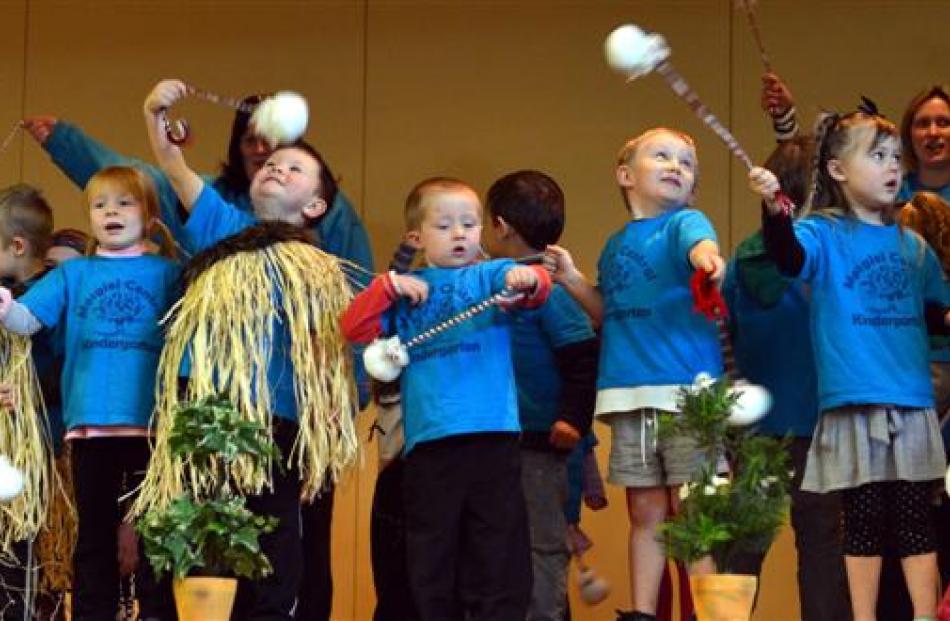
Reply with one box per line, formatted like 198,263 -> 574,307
451,245 -> 468,257
884,179 -> 898,191
104,223 -> 124,233
924,140 -> 947,156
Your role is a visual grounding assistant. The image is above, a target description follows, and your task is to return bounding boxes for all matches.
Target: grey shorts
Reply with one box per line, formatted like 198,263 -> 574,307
607,408 -> 706,487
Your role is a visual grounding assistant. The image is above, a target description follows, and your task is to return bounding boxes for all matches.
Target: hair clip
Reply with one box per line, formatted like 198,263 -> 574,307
857,96 -> 882,117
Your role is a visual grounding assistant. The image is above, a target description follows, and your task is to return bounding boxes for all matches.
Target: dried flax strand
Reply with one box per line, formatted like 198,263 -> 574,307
132,239 -> 359,516
0,331 -> 53,556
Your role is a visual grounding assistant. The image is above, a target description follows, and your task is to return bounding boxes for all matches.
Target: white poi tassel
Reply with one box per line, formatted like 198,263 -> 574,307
0,455 -> 24,502
363,288 -> 522,382
251,91 -> 309,146
603,24 -> 670,78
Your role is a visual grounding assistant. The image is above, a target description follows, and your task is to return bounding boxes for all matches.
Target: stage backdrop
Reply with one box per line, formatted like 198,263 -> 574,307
1,1 -> 947,619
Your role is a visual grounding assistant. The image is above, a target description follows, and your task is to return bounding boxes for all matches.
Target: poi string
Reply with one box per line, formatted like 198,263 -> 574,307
403,287 -> 521,351
160,84 -> 255,146
735,0 -> 772,72
651,61 -> 754,170
0,121 -> 23,158
607,24 -> 794,215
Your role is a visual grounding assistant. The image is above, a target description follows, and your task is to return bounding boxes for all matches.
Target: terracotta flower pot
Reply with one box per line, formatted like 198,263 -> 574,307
173,576 -> 238,621
689,574 -> 757,621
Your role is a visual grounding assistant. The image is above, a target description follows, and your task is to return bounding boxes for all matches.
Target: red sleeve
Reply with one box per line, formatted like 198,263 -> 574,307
516,264 -> 553,309
341,274 -> 399,344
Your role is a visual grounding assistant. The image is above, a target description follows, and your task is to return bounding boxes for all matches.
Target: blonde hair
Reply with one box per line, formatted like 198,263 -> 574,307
403,177 -> 478,231
83,167 -> 177,259
805,112 -> 899,222
616,128 -> 698,212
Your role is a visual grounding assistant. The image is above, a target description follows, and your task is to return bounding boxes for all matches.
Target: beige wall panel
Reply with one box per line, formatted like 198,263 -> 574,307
364,0 -> 733,275
20,0 -> 365,234
0,1 -> 27,184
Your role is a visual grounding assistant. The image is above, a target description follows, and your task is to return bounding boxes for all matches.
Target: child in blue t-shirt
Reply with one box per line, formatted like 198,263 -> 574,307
545,127 -> 723,620
342,177 -> 551,621
749,107 -> 950,620
144,78 -> 359,619
483,169 -> 598,620
0,167 -> 179,619
723,136 -> 851,620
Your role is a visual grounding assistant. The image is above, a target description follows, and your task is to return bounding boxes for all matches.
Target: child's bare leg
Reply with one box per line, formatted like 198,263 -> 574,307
668,485 -> 716,576
845,555 -> 881,621
626,486 -> 670,614
901,552 -> 938,619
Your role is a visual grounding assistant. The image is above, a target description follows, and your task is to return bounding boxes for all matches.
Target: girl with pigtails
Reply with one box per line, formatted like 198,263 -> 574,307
748,102 -> 950,621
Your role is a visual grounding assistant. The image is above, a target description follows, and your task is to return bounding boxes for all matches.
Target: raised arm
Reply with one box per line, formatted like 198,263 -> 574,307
761,72 -> 799,142
143,80 -> 204,212
24,116 -> 188,239
749,166 -> 805,277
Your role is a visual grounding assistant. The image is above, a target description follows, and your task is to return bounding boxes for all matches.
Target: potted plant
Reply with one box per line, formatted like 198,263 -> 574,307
657,377 -> 791,621
137,396 -> 278,620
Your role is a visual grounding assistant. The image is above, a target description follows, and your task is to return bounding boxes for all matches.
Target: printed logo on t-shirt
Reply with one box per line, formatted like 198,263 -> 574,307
600,244 -> 658,296
76,278 -> 163,352
843,251 -> 918,328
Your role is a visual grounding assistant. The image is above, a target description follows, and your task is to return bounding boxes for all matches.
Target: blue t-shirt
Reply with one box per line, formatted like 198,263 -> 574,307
722,260 -> 819,438
18,270 -> 66,453
383,260 -> 523,453
511,285 -> 595,433
898,172 -> 950,204
186,185 -> 308,421
597,208 -> 723,389
20,255 -> 180,430
795,216 -> 944,410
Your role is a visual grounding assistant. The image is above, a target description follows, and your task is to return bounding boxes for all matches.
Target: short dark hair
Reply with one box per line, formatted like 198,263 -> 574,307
486,170 -> 564,250
0,184 -> 53,258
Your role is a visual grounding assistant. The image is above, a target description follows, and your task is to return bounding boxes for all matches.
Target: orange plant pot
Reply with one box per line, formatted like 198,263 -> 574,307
689,574 -> 757,621
173,576 -> 238,621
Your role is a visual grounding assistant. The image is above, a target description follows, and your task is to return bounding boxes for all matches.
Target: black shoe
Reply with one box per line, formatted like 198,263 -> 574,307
615,611 -> 657,621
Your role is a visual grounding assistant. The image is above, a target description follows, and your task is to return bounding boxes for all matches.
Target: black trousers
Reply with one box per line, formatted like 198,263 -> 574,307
296,484 -> 335,621
371,458 -> 419,621
231,420 -> 303,621
731,436 -> 851,621
70,437 -> 173,621
403,433 -> 531,621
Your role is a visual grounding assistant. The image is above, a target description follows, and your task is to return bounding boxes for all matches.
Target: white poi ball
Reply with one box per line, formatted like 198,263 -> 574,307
363,336 -> 409,383
945,465 -> 950,497
0,455 -> 24,502
603,24 -> 671,78
727,381 -> 773,426
577,567 -> 610,605
251,91 -> 309,146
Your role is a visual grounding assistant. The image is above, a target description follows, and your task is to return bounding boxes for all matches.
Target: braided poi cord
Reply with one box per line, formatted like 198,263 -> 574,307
403,287 -> 521,351
736,0 -> 772,72
161,83 -> 257,145
651,61 -> 795,216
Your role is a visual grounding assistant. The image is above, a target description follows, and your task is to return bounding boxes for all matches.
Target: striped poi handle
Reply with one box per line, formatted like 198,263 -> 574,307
403,287 -> 522,351
654,61 -> 754,170
736,0 -> 772,72
162,83 -> 258,145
